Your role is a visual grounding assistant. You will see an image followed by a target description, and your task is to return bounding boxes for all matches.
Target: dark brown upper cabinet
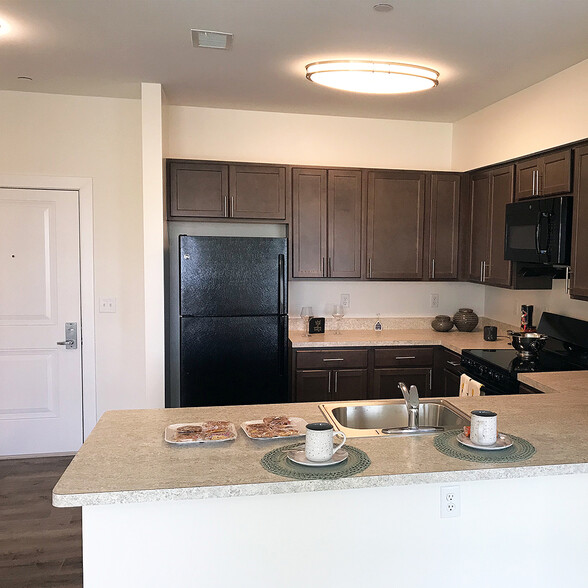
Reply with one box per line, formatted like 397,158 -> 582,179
292,168 -> 362,278
366,171 -> 426,280
426,173 -> 461,280
570,145 -> 588,300
515,148 -> 572,200
167,160 -> 286,220
467,165 -> 514,287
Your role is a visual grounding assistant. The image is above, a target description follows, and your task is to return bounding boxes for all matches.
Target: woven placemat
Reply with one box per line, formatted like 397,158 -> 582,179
261,442 -> 371,480
434,429 -> 536,463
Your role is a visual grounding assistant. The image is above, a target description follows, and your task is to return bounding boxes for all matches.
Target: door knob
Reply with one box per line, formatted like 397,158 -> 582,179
56,322 -> 78,350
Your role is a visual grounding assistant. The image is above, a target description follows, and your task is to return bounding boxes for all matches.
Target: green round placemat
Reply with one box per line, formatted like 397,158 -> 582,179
261,442 -> 371,480
434,430 -> 536,463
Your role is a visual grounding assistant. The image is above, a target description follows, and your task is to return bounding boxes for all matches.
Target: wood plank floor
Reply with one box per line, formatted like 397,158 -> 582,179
0,456 -> 82,587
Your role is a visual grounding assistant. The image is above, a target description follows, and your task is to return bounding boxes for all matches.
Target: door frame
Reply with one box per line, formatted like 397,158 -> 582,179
0,174 -> 97,440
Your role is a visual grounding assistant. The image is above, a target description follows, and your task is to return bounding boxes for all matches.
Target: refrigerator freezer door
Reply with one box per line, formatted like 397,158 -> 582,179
180,315 -> 288,407
180,236 -> 287,317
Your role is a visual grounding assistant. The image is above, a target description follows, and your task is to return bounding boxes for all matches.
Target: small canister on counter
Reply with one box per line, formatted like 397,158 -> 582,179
521,305 -> 535,332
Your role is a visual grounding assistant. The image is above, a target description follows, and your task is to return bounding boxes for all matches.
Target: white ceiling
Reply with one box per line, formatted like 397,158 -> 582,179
1,0 -> 587,122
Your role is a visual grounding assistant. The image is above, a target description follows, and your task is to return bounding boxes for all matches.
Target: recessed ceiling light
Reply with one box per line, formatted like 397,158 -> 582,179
191,29 -> 233,50
373,4 -> 393,12
305,60 -> 439,94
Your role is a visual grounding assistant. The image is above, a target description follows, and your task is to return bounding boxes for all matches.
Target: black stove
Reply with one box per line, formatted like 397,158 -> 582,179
461,312 -> 588,395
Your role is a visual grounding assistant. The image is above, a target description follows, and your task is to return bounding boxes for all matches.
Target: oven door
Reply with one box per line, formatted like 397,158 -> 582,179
462,371 -> 519,395
504,196 -> 572,265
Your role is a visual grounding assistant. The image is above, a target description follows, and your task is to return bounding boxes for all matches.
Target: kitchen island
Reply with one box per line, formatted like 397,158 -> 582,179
54,385 -> 588,588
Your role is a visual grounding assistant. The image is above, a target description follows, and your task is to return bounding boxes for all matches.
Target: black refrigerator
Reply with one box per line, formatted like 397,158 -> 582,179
179,235 -> 288,407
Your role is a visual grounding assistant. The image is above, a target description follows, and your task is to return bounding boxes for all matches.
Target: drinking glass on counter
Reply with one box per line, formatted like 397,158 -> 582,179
332,305 -> 345,335
300,306 -> 313,337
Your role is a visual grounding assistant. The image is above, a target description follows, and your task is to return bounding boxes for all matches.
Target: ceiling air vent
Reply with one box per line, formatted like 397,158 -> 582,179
191,29 -> 233,50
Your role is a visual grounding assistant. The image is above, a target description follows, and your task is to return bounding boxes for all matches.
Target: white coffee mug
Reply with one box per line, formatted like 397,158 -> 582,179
305,422 -> 346,462
470,410 -> 497,446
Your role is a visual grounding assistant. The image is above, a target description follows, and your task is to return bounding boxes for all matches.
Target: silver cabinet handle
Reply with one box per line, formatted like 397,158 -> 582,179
532,169 -> 536,196
431,258 -> 435,280
224,196 -> 229,217
328,257 -> 332,277
447,361 -> 461,366
481,260 -> 487,282
480,261 -> 484,283
323,358 -> 345,362
565,266 -> 572,294
334,371 -> 338,395
395,356 -> 416,360
368,258 -> 372,279
230,196 -> 234,217
328,371 -> 332,395
322,257 -> 325,277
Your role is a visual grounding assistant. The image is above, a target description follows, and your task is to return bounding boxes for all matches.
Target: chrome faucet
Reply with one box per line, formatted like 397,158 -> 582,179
398,382 -> 419,429
381,382 -> 443,435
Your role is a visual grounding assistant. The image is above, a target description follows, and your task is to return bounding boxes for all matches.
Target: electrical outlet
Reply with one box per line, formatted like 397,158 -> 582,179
430,293 -> 439,308
440,485 -> 460,518
99,297 -> 117,313
341,293 -> 350,308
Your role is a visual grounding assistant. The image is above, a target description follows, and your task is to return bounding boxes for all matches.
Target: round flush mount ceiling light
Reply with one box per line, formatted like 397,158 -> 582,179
305,60 -> 439,94
0,19 -> 11,36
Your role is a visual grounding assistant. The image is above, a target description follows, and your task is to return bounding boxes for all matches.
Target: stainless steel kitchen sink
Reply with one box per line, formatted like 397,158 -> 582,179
318,398 -> 470,438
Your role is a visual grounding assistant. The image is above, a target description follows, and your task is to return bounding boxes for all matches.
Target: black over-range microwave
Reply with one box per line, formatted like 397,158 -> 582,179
504,196 -> 573,265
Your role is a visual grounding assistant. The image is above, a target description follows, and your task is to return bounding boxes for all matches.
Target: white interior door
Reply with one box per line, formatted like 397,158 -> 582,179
0,188 -> 83,456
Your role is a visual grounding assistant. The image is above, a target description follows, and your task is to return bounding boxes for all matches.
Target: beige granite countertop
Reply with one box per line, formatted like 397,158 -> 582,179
289,328 -> 513,354
518,371 -> 588,394
53,388 -> 588,508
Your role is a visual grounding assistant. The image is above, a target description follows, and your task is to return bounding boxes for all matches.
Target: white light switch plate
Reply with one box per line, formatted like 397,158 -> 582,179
99,297 -> 117,313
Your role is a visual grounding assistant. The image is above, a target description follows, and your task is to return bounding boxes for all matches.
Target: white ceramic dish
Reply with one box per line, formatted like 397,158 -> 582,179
457,432 -> 513,451
286,448 -> 348,467
165,422 -> 237,444
241,417 -> 307,440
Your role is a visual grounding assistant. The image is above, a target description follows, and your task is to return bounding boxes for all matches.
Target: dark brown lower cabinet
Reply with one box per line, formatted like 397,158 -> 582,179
433,347 -> 463,397
371,368 -> 432,400
295,369 -> 368,402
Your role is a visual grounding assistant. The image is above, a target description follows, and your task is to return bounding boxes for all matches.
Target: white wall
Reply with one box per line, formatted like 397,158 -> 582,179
167,105 -> 455,317
290,280 -> 484,319
0,91 -> 146,418
452,58 -> 588,324
452,58 -> 588,171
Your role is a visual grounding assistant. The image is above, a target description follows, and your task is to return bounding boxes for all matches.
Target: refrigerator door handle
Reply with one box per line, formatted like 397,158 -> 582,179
278,254 -> 286,314
278,315 -> 287,377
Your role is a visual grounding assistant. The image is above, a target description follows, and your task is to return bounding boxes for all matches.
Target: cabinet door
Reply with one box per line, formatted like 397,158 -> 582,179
292,168 -> 327,278
327,169 -> 363,278
333,369 -> 368,401
295,370 -> 331,402
442,368 -> 461,397
467,172 -> 490,282
230,164 -> 286,220
542,149 -> 572,196
366,171 -> 426,279
371,368 -> 432,400
570,145 -> 588,299
515,158 -> 540,200
427,173 -> 460,280
486,165 -> 513,287
168,161 -> 228,218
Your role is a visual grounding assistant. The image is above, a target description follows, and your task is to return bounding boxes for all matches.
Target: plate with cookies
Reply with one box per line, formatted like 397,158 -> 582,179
165,421 -> 238,444
241,416 -> 307,440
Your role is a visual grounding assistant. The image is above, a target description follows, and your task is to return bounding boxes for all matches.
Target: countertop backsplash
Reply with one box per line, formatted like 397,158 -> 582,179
289,316 -> 515,335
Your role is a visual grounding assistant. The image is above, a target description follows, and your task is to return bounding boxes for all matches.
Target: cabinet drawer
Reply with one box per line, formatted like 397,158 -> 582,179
295,349 -> 368,370
438,348 -> 463,374
374,347 -> 433,367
